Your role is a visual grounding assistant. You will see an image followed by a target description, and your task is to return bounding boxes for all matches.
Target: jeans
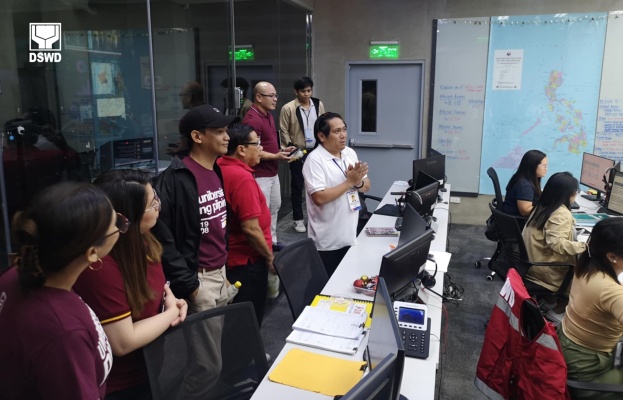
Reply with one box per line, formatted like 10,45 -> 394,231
289,157 -> 305,221
256,175 -> 281,242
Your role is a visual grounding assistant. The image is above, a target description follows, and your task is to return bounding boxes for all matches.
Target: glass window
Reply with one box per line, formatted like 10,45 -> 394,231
361,80 -> 377,132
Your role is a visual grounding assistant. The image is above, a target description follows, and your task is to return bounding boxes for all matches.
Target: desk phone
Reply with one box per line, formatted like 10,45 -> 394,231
393,301 -> 431,359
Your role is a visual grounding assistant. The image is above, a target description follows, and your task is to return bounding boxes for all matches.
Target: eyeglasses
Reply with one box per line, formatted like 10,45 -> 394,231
242,138 -> 261,147
146,189 -> 161,212
103,213 -> 130,239
259,93 -> 278,99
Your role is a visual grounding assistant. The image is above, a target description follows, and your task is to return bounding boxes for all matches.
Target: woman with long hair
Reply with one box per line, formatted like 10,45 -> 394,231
502,149 -> 547,216
0,182 -> 123,398
522,172 -> 586,318
73,169 -> 187,400
559,218 -> 623,399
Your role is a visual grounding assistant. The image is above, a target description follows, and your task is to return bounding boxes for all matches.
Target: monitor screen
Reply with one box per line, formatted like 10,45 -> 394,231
607,170 -> 623,215
379,228 -> 434,296
100,138 -> 155,171
413,154 -> 446,185
405,179 -> 440,221
397,203 -> 429,247
579,152 -> 614,192
365,277 -> 405,400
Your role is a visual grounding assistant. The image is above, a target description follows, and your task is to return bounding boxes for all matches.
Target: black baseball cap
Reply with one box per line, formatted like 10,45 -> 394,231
179,104 -> 240,136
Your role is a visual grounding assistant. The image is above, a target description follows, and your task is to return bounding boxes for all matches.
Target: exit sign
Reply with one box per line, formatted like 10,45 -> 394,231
369,45 -> 400,59
234,48 -> 254,61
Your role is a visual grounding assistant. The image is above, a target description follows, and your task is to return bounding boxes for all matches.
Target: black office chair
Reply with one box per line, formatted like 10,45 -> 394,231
357,192 -> 383,235
487,167 -> 504,211
486,203 -> 574,299
143,302 -> 268,400
272,238 -> 329,321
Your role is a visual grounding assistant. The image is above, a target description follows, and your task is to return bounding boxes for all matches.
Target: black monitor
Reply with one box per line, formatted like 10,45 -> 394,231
100,138 -> 155,172
340,353 -> 399,400
607,170 -> 623,215
397,203 -> 429,247
579,152 -> 614,200
363,277 -> 405,400
379,227 -> 434,297
413,154 -> 445,188
405,178 -> 440,222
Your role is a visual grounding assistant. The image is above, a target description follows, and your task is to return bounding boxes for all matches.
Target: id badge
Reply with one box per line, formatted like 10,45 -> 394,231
347,189 -> 362,211
304,127 -> 315,148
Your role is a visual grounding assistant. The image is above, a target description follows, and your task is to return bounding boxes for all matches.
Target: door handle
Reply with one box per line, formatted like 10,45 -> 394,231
350,139 -> 413,149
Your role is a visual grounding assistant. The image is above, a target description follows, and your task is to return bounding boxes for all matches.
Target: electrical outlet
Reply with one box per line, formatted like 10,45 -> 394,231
450,197 -> 461,204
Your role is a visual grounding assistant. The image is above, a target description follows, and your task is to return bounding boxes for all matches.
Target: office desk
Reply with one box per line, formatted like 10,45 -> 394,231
251,183 -> 452,400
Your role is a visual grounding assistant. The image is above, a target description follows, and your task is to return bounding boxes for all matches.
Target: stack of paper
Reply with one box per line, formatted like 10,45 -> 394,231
573,213 -> 610,227
286,306 -> 367,354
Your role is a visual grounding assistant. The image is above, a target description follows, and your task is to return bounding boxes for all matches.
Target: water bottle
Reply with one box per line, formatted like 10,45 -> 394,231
227,281 -> 242,303
267,272 -> 280,299
288,148 -> 306,163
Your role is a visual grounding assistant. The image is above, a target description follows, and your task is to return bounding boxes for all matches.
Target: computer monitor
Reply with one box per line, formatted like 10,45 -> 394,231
340,353 -> 399,400
100,137 -> 155,172
379,227 -> 434,297
413,154 -> 446,188
364,277 -> 405,400
397,203 -> 430,247
607,170 -> 623,215
579,152 -> 614,200
405,178 -> 440,223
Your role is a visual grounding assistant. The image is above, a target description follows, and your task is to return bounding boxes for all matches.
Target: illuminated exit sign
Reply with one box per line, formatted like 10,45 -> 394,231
369,45 -> 400,59
234,47 -> 254,61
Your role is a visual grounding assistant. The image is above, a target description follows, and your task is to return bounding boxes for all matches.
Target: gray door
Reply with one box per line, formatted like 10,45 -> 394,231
346,62 -> 424,197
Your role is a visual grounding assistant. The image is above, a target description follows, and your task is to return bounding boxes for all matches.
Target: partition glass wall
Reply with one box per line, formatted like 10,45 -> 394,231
0,0 -> 310,271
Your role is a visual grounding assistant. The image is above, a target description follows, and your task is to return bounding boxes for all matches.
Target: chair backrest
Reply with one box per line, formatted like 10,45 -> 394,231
487,167 -> 504,210
273,238 -> 329,320
143,302 -> 268,400
489,203 -> 532,279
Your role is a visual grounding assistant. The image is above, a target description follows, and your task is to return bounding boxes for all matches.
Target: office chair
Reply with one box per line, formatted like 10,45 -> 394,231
487,167 -> 504,210
357,192 -> 383,235
143,302 -> 268,400
272,238 -> 329,320
486,203 -> 574,299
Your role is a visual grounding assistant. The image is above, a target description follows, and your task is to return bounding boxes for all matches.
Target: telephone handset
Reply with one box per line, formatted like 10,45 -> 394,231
393,301 -> 430,359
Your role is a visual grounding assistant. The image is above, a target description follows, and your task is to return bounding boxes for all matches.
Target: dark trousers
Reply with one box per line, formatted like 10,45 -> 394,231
289,157 -> 305,221
105,382 -> 152,400
318,247 -> 350,277
227,260 -> 268,327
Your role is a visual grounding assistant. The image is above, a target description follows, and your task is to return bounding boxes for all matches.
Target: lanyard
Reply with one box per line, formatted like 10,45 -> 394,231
332,158 -> 347,178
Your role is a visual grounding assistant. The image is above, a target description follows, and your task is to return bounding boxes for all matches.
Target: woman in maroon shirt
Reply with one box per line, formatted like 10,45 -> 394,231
74,170 -> 187,400
0,182 -> 123,399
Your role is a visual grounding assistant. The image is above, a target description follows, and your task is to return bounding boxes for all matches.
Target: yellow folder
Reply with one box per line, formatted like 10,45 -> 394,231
268,348 -> 367,396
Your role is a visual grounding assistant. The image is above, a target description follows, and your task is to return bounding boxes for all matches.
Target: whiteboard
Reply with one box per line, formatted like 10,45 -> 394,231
430,18 -> 490,194
594,11 -> 623,163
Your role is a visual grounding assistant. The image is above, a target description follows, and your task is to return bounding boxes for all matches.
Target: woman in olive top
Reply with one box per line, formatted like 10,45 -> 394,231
559,218 -> 623,400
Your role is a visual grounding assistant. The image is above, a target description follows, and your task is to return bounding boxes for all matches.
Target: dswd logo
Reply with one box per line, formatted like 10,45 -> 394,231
29,23 -> 62,63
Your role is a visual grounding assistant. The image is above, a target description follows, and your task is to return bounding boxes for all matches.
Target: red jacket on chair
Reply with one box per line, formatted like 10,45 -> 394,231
474,268 -> 570,400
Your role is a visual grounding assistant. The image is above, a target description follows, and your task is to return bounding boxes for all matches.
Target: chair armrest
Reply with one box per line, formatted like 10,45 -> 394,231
526,261 -> 574,298
361,194 -> 382,203
567,380 -> 623,393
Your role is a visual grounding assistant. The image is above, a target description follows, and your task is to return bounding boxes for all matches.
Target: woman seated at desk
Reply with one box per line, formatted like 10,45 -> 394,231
522,172 -> 586,320
559,218 -> 623,400
502,149 -> 547,217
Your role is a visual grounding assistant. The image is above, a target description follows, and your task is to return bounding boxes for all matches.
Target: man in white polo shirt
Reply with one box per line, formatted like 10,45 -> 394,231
302,112 -> 371,276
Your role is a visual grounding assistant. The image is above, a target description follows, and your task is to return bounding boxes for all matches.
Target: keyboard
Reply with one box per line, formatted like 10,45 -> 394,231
570,201 -> 580,210
400,319 -> 431,359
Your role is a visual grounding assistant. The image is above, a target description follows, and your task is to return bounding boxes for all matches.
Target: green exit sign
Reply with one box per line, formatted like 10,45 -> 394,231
234,48 -> 254,61
369,45 -> 400,59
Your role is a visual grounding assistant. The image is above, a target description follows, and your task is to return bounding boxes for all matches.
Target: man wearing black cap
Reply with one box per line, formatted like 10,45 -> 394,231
153,104 -> 239,312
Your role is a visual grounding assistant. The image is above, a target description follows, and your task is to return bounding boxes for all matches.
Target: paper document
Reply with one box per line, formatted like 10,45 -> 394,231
427,251 -> 452,273
573,213 -> 610,227
311,295 -> 373,328
268,348 -> 366,396
286,330 -> 366,355
293,306 -> 367,339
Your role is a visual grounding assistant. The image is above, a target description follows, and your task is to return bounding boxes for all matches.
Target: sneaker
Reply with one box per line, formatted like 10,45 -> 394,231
272,242 -> 285,252
293,220 -> 306,233
265,353 -> 272,363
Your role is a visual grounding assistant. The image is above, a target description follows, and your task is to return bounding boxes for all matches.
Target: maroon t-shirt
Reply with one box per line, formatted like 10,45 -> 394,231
0,267 -> 112,399
73,255 -> 166,395
242,106 -> 279,178
218,156 -> 272,266
182,156 -> 228,270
